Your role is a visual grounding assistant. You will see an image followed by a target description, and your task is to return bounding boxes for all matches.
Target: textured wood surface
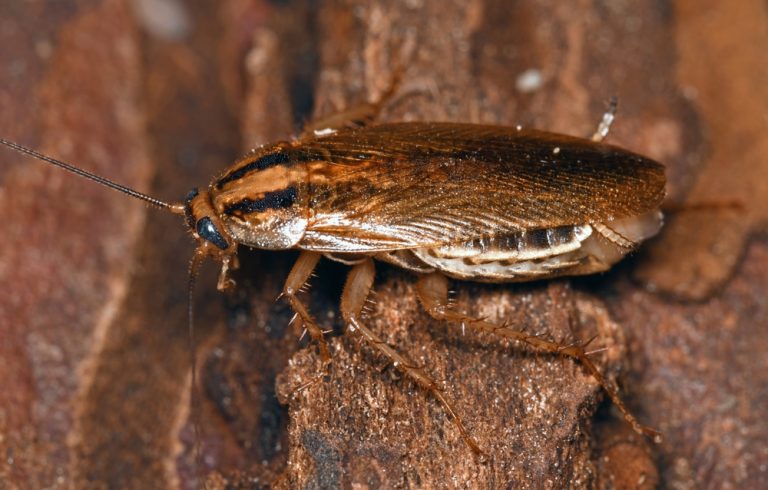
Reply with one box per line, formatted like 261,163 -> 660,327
1,1 -> 766,488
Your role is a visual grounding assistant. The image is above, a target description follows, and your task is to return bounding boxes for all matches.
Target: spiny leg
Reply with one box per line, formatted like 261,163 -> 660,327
281,251 -> 331,364
340,258 -> 484,456
415,272 -> 661,442
299,67 -> 403,138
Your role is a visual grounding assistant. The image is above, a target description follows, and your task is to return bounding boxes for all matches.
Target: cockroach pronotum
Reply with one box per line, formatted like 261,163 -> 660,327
0,94 -> 665,456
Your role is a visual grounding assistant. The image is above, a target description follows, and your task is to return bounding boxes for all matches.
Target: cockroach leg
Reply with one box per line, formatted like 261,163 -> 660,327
562,310 -> 662,442
414,271 -> 662,442
299,104 -> 380,138
591,96 -> 618,142
216,254 -> 239,291
340,258 -> 485,456
300,68 -> 403,138
282,251 -> 331,364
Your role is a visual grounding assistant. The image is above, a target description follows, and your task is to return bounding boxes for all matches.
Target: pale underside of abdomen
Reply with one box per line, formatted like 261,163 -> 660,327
373,211 -> 663,283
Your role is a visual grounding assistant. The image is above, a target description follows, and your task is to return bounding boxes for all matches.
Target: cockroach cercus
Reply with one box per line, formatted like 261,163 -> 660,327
0,97 -> 665,455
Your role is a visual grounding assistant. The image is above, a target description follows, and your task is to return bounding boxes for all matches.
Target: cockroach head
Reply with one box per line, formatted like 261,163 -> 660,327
184,187 -> 234,255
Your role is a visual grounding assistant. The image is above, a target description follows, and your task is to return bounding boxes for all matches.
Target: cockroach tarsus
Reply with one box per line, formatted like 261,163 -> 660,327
0,94 -> 665,457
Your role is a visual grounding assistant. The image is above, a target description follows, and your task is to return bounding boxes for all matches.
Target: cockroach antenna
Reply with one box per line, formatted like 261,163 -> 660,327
0,138 -> 184,214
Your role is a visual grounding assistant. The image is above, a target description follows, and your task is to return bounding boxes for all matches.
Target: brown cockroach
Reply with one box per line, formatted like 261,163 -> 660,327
0,97 -> 665,455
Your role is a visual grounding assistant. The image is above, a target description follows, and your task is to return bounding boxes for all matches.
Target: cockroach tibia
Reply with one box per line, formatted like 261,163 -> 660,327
0,99 -> 665,455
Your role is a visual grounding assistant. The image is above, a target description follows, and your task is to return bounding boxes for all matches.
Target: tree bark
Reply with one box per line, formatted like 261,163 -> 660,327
1,0 -> 766,488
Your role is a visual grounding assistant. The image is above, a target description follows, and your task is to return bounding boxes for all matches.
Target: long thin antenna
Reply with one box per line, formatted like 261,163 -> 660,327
0,138 -> 185,214
187,250 -> 206,482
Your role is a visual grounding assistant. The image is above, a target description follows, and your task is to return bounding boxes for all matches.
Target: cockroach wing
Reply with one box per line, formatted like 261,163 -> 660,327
296,122 -> 665,252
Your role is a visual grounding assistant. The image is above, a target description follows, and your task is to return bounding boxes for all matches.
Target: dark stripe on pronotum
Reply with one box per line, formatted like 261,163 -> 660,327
224,187 -> 298,215
216,151 -> 292,188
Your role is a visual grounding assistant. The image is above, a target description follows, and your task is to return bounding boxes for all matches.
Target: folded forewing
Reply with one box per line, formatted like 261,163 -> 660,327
295,122 -> 665,252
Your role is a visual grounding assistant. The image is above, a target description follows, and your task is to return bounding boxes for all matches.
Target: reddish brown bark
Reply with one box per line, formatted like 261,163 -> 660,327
1,1 -> 766,488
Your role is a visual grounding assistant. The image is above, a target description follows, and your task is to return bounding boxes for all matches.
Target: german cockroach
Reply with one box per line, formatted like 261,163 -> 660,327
0,97 -> 665,455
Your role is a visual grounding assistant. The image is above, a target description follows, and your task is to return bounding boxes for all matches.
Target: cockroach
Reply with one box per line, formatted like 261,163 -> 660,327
0,96 -> 665,455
